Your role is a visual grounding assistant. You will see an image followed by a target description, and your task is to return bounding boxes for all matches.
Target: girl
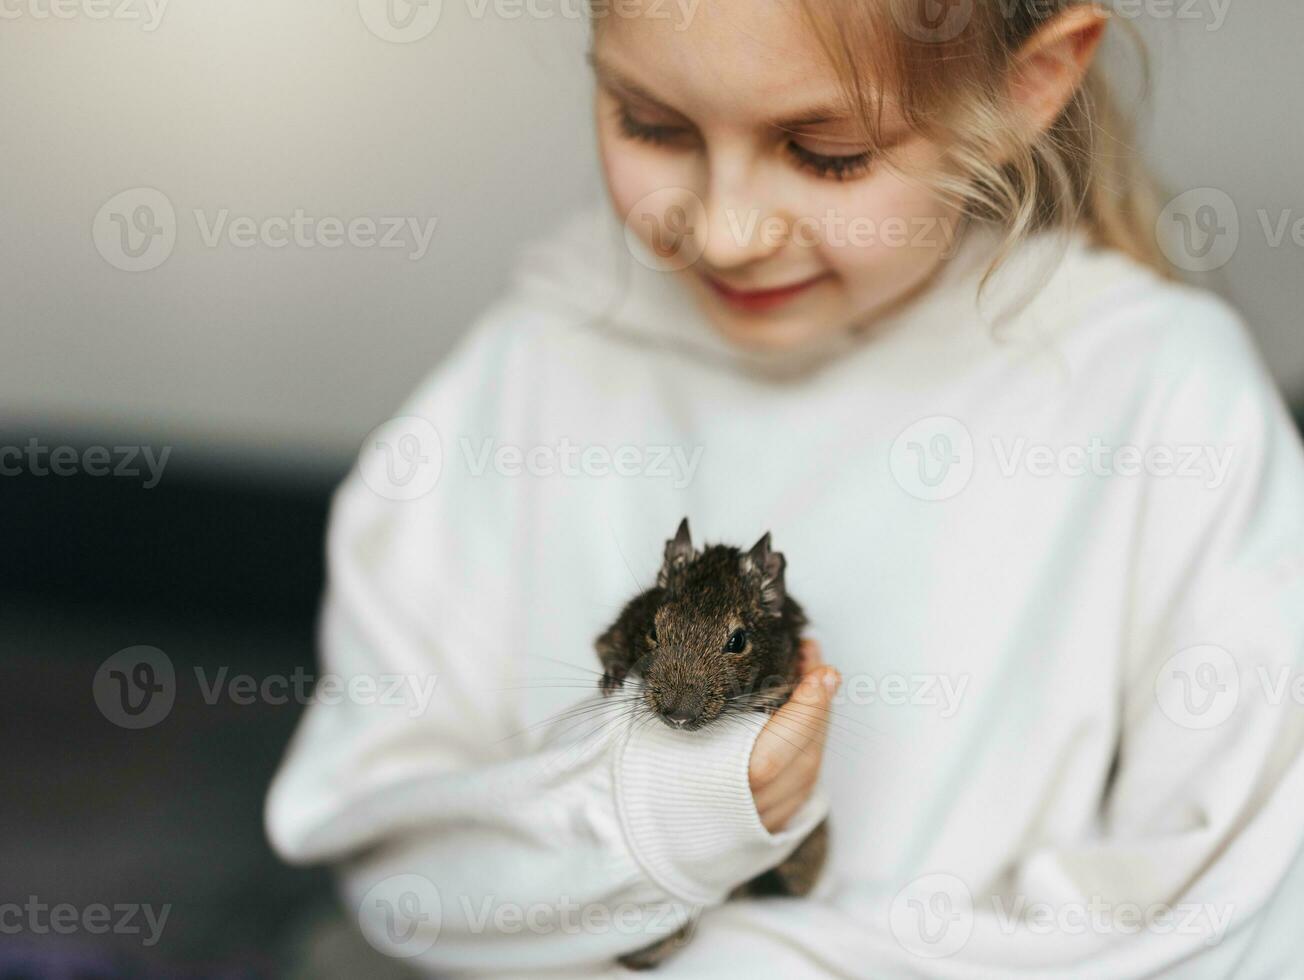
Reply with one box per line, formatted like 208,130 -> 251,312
266,1 -> 1304,976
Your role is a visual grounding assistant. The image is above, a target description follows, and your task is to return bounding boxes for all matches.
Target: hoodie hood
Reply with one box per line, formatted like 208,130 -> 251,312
508,198 -> 1157,381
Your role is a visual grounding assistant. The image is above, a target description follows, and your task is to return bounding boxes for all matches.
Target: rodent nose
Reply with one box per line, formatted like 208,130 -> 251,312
661,707 -> 701,729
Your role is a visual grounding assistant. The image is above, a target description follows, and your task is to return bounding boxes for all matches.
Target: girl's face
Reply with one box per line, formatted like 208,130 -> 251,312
592,2 -> 962,353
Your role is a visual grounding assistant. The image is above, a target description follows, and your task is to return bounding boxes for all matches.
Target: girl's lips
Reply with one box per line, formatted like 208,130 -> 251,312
700,271 -> 832,313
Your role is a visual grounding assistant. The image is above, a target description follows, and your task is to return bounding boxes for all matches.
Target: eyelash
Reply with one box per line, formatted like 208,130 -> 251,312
614,106 -> 874,182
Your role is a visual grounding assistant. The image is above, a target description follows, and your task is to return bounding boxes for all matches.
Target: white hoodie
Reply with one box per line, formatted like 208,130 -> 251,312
265,201 -> 1304,979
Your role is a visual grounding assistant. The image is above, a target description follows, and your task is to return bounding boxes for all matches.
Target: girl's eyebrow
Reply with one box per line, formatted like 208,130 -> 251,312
587,51 -> 855,131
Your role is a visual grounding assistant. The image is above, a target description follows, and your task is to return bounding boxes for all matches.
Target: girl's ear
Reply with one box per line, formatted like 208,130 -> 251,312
1007,5 -> 1110,136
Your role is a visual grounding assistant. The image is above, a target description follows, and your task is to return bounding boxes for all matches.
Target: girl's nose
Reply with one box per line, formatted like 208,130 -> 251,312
698,166 -> 789,272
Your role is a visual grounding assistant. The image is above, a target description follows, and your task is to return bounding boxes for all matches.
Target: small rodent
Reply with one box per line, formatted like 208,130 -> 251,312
595,517 -> 830,970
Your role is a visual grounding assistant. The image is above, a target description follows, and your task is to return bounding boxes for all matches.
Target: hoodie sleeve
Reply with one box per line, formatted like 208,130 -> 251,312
262,305 -> 828,975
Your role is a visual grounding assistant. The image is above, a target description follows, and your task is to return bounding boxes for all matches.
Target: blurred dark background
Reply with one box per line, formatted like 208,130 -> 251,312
3,446 -> 338,977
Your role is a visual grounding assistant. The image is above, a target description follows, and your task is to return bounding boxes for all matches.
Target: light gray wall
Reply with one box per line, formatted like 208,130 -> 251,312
3,2 -> 1300,474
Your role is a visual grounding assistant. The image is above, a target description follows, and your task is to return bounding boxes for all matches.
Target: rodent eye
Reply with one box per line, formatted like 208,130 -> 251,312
725,629 -> 747,653
647,622 -> 658,645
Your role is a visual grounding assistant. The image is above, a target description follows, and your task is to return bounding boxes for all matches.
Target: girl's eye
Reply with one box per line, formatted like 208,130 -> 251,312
786,141 -> 874,182
615,106 -> 692,148
614,100 -> 872,181
724,629 -> 747,653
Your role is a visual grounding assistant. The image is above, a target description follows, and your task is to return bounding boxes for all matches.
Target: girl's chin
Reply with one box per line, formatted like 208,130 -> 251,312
701,307 -> 843,353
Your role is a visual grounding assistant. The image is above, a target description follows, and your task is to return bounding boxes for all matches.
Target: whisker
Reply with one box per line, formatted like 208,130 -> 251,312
496,695 -> 644,744
519,654 -> 608,677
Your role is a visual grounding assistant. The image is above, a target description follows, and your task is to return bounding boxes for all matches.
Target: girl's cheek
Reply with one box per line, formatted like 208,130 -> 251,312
816,168 -> 959,288
597,125 -> 693,246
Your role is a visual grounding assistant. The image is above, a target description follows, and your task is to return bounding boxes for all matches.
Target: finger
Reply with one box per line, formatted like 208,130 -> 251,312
797,639 -> 823,676
750,666 -> 840,789
758,783 -> 810,834
752,736 -> 820,814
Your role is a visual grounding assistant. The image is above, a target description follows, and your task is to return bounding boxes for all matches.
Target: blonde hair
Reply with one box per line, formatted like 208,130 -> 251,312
797,0 -> 1175,286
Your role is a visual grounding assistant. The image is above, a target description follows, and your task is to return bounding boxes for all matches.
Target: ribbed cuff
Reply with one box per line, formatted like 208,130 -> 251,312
612,716 -> 829,907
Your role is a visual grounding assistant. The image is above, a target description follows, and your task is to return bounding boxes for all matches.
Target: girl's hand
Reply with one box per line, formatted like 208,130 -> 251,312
749,640 -> 841,833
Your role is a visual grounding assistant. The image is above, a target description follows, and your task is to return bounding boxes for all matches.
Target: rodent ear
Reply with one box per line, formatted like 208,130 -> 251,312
741,531 -> 786,617
657,517 -> 694,588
